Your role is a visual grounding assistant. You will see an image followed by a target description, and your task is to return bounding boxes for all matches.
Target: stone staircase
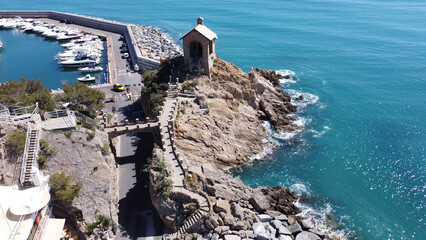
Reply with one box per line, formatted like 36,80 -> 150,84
20,124 -> 41,187
165,187 -> 211,239
161,82 -> 212,239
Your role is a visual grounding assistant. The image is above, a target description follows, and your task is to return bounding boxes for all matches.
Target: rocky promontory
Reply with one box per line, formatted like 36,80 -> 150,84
147,58 -> 346,239
174,59 -> 298,169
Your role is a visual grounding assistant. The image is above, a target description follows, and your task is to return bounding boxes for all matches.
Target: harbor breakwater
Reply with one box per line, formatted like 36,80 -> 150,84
0,10 -> 161,70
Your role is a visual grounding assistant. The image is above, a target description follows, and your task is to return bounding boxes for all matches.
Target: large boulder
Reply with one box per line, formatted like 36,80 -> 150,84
224,235 -> 241,240
287,223 -> 302,235
252,222 -> 265,235
278,235 -> 293,240
231,202 -> 245,219
301,219 -> 315,230
271,219 -> 283,229
214,199 -> 231,214
278,226 -> 292,235
205,218 -> 219,230
295,231 -> 321,240
255,214 -> 272,223
232,220 -> 246,231
275,214 -> 288,221
249,190 -> 270,212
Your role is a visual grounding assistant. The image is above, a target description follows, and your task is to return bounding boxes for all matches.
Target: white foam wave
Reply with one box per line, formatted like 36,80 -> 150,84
276,69 -> 297,84
311,125 -> 331,138
263,120 -> 302,141
290,183 -> 311,196
295,201 -> 351,239
287,89 -> 320,108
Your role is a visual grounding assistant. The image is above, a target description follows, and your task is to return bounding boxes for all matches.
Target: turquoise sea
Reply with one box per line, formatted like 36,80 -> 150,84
1,0 -> 425,239
0,27 -> 107,89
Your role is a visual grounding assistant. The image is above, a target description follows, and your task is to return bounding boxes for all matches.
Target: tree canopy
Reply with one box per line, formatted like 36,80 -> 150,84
0,78 -> 55,111
57,82 -> 105,114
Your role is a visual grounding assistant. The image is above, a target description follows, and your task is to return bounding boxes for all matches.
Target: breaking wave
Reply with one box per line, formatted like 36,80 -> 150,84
295,201 -> 351,239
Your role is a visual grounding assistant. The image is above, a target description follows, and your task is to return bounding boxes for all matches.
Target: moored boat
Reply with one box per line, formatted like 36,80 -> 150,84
77,74 -> 96,82
78,66 -> 103,73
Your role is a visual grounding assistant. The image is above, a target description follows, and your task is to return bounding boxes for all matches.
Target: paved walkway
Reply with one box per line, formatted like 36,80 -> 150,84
159,97 -> 184,187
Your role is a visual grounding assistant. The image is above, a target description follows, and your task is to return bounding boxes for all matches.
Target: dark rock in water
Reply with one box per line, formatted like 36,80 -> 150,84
295,231 -> 321,240
254,67 -> 286,87
287,223 -> 302,235
296,95 -> 304,101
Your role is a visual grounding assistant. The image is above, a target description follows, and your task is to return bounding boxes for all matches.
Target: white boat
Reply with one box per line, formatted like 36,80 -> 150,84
0,40 -> 3,48
56,31 -> 82,41
2,21 -> 17,29
77,74 -> 96,82
78,66 -> 103,73
59,54 -> 100,68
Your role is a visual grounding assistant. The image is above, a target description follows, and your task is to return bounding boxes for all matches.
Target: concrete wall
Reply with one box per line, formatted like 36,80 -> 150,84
0,10 -> 160,70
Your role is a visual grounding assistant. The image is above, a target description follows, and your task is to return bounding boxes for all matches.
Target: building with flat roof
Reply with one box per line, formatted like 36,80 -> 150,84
181,17 -> 218,75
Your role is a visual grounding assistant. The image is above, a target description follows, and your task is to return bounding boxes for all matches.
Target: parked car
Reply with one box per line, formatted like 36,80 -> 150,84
120,47 -> 128,53
113,83 -> 124,92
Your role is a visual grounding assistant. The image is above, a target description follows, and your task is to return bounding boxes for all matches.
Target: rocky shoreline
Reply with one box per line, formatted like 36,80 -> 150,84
131,25 -> 182,60
148,58 -> 347,239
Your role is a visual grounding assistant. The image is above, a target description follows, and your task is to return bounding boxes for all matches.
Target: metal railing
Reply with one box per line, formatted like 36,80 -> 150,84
33,202 -> 53,240
19,123 -> 41,186
73,111 -> 100,129
0,103 -> 39,125
19,123 -> 32,185
8,215 -> 25,240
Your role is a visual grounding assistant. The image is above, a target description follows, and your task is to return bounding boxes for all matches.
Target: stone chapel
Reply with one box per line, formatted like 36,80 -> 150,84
181,17 -> 218,75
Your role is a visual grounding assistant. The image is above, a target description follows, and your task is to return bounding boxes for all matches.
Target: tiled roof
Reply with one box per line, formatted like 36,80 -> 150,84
181,24 -> 218,41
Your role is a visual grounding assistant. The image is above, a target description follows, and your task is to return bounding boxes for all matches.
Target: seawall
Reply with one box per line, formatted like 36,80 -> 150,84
0,10 -> 161,70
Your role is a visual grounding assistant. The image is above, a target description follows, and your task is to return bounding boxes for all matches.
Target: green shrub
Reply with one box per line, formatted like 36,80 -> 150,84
49,172 -> 82,202
152,178 -> 172,198
37,155 -> 48,169
5,130 -> 26,159
81,122 -> 94,130
101,143 -> 110,155
85,222 -> 97,235
64,130 -> 72,139
101,217 -> 111,228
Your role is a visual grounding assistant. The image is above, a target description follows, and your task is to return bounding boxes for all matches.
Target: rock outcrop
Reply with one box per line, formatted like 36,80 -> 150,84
42,127 -> 118,237
174,59 -> 298,169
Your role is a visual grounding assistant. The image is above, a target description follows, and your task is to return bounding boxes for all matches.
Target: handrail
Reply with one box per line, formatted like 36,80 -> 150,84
19,123 -> 32,185
33,203 -> 52,240
9,215 -> 25,240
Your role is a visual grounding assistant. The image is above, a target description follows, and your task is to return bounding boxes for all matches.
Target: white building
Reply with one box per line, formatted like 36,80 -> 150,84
0,183 -> 65,240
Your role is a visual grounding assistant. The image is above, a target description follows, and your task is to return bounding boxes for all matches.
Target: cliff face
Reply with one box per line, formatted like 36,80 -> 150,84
175,59 -> 297,169
42,127 -> 118,236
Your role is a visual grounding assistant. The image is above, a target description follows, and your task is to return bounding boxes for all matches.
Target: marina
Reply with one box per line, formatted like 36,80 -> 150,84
0,18 -> 108,89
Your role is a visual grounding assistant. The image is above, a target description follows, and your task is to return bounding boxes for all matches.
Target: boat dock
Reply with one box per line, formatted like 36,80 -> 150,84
38,18 -> 119,84
0,10 -> 161,71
